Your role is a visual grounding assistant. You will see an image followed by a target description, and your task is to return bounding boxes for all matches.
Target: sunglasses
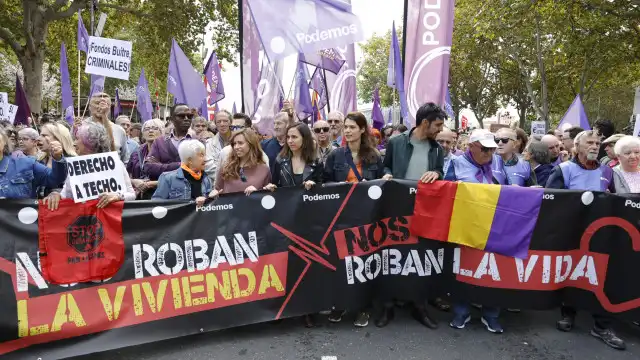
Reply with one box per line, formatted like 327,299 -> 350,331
495,138 -> 513,144
314,127 -> 330,134
175,113 -> 194,120
481,146 -> 495,153
231,125 -> 245,131
240,167 -> 247,182
327,120 -> 341,124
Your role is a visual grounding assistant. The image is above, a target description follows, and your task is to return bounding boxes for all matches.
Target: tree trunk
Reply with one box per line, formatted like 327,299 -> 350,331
20,50 -> 45,115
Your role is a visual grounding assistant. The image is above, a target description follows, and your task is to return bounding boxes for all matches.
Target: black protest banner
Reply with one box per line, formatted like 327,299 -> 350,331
1,180 -> 640,359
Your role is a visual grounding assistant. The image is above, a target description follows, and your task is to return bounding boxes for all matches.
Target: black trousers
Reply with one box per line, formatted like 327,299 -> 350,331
561,305 -> 611,329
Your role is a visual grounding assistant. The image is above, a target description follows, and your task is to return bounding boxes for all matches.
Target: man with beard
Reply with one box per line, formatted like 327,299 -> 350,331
327,111 -> 344,147
313,120 -> 337,165
145,104 -> 197,180
546,130 -> 624,350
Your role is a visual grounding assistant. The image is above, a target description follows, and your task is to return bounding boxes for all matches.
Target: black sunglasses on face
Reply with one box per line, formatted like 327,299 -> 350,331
481,146 -> 495,153
495,138 -> 513,144
314,127 -> 330,133
175,113 -> 194,120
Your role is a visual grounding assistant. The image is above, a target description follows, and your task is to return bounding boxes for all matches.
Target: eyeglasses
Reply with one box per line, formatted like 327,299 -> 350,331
18,137 -> 32,142
175,113 -> 194,120
143,126 -> 161,132
480,146 -> 495,153
314,127 -> 330,134
231,125 -> 245,131
495,138 -> 514,144
240,167 -> 247,182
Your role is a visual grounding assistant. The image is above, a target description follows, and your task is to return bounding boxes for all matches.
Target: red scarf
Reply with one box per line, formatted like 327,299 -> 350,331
181,164 -> 202,180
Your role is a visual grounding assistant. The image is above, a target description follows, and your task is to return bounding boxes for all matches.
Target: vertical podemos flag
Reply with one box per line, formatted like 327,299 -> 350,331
60,42 -> 75,124
411,181 -> 543,259
136,68 -> 154,121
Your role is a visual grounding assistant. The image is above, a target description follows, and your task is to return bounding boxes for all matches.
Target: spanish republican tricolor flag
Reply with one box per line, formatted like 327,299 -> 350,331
411,181 -> 544,259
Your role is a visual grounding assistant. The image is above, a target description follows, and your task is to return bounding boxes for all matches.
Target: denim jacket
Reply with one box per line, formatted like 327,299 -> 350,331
0,154 -> 67,199
323,147 -> 384,183
152,168 -> 213,200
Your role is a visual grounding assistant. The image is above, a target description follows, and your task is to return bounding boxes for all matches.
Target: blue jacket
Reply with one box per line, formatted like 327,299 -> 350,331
534,164 -> 553,187
0,154 -> 67,199
261,138 -> 283,181
546,158 -> 615,192
323,147 -> 384,183
152,168 -> 213,200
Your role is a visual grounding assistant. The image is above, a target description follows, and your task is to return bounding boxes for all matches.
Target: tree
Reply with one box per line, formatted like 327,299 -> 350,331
0,0 -> 238,114
356,27 -> 402,107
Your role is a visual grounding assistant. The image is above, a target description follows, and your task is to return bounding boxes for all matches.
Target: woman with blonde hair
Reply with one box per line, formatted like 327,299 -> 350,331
38,122 -> 77,167
210,128 -> 271,197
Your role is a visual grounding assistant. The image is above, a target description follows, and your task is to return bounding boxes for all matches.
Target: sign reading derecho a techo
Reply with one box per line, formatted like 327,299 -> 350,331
67,152 -> 126,203
85,36 -> 132,80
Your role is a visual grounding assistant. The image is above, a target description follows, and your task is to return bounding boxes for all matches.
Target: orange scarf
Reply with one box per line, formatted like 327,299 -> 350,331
180,163 -> 202,180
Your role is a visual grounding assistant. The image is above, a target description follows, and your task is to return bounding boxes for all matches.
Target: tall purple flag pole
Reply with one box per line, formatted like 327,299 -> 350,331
387,21 -> 409,121
557,95 -> 591,131
60,43 -> 75,124
309,67 -> 328,110
204,51 -> 225,105
371,87 -> 385,130
14,75 -> 31,126
168,39 -> 207,109
404,0 -> 455,127
294,55 -> 313,121
136,68 -> 154,122
77,10 -> 90,117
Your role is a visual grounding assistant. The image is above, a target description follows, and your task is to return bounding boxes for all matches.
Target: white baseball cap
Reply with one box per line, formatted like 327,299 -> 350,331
469,129 -> 498,148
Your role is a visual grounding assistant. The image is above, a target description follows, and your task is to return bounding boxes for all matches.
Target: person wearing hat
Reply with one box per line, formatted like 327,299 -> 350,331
444,128 -> 509,334
600,134 -> 624,168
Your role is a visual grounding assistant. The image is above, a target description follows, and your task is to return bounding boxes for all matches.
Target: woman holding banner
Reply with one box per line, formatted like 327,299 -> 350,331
43,122 -> 136,210
0,126 -> 67,199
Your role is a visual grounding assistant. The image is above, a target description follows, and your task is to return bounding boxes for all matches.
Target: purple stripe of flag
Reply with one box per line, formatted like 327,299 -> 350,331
484,186 -> 544,259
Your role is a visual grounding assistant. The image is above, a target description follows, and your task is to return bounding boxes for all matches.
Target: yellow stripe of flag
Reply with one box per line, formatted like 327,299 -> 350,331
448,183 -> 501,250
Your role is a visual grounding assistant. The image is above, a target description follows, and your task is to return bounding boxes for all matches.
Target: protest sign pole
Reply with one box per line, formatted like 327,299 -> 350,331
77,49 -> 81,118
164,92 -> 169,120
131,97 -> 137,122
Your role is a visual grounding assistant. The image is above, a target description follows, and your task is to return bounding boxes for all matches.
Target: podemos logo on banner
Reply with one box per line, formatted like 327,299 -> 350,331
85,36 -> 133,80
66,152 -> 126,202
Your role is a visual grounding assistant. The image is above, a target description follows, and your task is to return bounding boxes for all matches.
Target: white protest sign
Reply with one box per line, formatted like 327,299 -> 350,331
531,121 -> 546,135
6,104 -> 17,124
85,36 -> 132,80
0,92 -> 8,121
66,152 -> 126,203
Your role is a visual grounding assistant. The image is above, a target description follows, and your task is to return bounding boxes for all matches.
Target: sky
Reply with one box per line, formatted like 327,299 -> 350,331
202,0 -> 405,112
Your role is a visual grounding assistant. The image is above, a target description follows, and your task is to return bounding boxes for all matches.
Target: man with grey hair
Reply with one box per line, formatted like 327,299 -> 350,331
115,115 -> 139,165
327,111 -> 344,146
205,110 -> 232,183
261,111 -> 291,179
436,127 -> 456,175
17,128 -> 40,158
524,141 -> 552,186
541,134 -> 565,167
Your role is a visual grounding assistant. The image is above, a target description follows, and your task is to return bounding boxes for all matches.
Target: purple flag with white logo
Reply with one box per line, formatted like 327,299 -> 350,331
168,39 -> 208,109
294,55 -> 313,121
309,67 -> 327,110
387,21 -> 409,120
246,0 -> 364,61
300,48 -> 345,74
88,74 -> 105,98
14,75 -> 31,126
114,88 -> 122,118
77,11 -> 90,53
204,51 -> 225,105
325,43 -> 357,115
136,69 -> 154,121
371,88 -> 384,130
557,95 -> 591,131
444,88 -> 455,120
60,43 -> 74,124
404,0 -> 455,127
252,58 -> 285,134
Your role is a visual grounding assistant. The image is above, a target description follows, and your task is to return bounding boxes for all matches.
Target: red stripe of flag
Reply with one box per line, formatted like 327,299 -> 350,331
410,181 -> 457,242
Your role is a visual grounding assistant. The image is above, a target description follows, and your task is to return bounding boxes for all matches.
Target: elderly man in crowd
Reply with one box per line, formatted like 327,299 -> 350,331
600,134 -> 624,168
205,110 -> 233,184
546,130 -> 625,351
436,127 -> 457,175
524,141 -> 553,186
313,119 -> 338,165
115,115 -> 139,165
327,111 -> 344,147
562,126 -> 584,158
495,128 -> 536,186
541,134 -> 566,167
261,111 -> 291,179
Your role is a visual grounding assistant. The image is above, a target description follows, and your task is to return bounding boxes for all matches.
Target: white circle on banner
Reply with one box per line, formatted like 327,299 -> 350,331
368,185 -> 382,200
18,207 -> 38,224
152,206 -> 168,219
581,191 -> 594,206
261,195 -> 276,210
270,37 -> 286,54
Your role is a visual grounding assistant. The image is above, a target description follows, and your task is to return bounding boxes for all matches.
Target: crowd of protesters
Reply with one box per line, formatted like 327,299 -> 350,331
2,91 -> 638,351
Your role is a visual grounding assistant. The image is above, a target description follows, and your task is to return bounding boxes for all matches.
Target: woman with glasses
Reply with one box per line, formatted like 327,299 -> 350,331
17,128 -> 40,158
127,119 -> 164,199
210,128 -> 271,197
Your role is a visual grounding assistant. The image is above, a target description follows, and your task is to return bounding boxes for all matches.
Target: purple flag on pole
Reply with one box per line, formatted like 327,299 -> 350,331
444,88 -> 455,120
404,0 -> 455,128
168,39 -> 208,109
77,11 -> 90,53
113,88 -> 122,118
557,95 -> 591,131
371,88 -> 384,130
88,74 -> 105,98
387,107 -> 393,124
309,67 -> 327,110
136,69 -> 154,122
294,55 -> 313,121
60,43 -> 74,124
387,21 -> 409,120
300,49 -> 345,74
246,0 -> 364,61
14,75 -> 31,126
200,98 -> 209,120
204,51 -> 225,105
326,43 -> 357,115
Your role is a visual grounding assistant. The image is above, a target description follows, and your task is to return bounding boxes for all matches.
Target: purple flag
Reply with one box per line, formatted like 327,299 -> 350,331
371,88 -> 384,130
77,11 -> 90,53
232,102 -> 237,114
300,48 -> 345,74
326,43 -> 357,115
88,74 -> 105,98
557,95 -> 591,131
168,39 -> 208,109
136,69 -> 153,121
404,0 -> 455,128
200,98 -> 209,120
387,21 -> 409,120
14,75 -> 31,126
59,43 -> 74,124
113,88 -> 122,118
444,88 -> 455,120
252,58 -> 286,134
294,55 -> 313,121
246,0 -> 364,61
204,51 -> 225,105
387,107 -> 393,124
309,67 -> 327,110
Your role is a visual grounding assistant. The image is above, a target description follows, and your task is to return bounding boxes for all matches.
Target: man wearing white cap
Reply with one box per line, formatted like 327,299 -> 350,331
444,128 -> 509,334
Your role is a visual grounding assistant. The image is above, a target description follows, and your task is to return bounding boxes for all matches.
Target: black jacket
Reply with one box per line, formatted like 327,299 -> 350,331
273,155 -> 323,187
323,147 -> 384,183
383,129 -> 444,179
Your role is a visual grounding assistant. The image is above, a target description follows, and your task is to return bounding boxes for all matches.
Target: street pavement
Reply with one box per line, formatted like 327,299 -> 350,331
76,309 -> 640,360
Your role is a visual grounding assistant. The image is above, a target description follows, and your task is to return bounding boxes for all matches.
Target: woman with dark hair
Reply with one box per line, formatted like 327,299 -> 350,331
266,123 -> 322,190
323,112 -> 384,184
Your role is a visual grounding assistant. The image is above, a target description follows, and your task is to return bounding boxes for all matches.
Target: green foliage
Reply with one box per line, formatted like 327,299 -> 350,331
356,26 -> 402,107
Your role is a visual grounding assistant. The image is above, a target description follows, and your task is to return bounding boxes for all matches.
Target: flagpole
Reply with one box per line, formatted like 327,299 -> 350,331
322,69 -> 331,113
131,97 -> 138,122
164,92 -> 169,121
77,49 -> 81,118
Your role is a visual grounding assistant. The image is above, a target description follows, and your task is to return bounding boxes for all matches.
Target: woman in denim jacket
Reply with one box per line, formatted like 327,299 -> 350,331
152,140 -> 212,206
0,127 -> 67,199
